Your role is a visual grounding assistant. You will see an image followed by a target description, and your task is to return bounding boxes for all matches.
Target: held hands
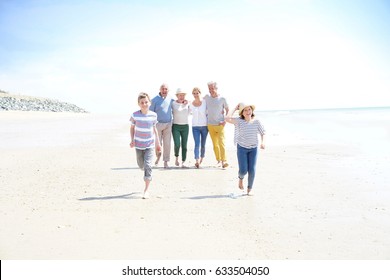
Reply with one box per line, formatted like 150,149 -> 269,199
177,99 -> 188,105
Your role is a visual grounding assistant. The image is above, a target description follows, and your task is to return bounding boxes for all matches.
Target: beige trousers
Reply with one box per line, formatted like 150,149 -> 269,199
156,122 -> 172,162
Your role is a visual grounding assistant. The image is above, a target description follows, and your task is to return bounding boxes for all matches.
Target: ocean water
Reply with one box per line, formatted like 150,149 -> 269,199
1,107 -> 389,156
256,107 -> 390,156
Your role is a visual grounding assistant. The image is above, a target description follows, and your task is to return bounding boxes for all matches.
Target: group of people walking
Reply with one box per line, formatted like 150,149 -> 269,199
148,82 -> 228,169
129,82 -> 266,199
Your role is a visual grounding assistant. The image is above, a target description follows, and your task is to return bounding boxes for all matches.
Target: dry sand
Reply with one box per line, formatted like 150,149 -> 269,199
0,110 -> 389,259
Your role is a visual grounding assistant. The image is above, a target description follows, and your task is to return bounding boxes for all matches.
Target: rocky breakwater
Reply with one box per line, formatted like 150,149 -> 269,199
0,90 -> 88,113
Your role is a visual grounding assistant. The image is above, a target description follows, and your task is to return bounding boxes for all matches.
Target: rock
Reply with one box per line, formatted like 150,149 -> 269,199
0,90 -> 88,113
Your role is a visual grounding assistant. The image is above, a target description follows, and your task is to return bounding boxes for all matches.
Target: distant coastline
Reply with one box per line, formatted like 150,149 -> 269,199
0,89 -> 88,113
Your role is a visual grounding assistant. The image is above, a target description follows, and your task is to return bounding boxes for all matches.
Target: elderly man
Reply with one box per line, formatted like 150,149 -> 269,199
150,83 -> 174,169
204,81 -> 229,169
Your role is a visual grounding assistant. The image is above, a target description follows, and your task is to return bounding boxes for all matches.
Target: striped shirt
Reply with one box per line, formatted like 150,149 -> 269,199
233,118 -> 266,149
130,110 -> 158,150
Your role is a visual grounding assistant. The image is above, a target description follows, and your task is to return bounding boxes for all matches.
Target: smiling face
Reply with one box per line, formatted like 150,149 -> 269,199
192,88 -> 201,99
208,84 -> 218,97
243,106 -> 252,115
176,93 -> 186,102
138,93 -> 151,113
240,106 -> 253,119
160,84 -> 169,98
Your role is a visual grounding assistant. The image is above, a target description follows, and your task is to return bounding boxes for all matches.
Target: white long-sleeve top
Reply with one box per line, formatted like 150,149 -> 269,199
172,101 -> 190,125
189,101 -> 207,127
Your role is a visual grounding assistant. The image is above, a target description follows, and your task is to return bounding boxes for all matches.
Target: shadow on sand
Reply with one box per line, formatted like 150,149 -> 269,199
78,192 -> 140,201
182,193 -> 246,200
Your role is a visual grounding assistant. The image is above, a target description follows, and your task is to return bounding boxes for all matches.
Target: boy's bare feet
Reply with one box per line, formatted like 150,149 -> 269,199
142,191 -> 150,199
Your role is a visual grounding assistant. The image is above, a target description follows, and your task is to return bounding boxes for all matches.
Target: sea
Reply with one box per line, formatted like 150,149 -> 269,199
1,106 -> 389,156
254,106 -> 390,156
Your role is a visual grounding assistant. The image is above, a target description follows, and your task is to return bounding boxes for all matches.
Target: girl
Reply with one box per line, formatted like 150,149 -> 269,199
225,103 -> 265,195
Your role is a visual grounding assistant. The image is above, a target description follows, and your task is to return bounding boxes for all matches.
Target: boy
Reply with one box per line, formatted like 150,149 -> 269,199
130,92 -> 161,199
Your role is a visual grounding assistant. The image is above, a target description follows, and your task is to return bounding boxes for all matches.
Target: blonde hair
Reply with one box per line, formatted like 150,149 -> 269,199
192,87 -> 201,94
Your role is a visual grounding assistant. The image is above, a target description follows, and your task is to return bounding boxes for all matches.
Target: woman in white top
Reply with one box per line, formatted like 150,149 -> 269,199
172,88 -> 190,168
225,102 -> 266,195
189,87 -> 209,168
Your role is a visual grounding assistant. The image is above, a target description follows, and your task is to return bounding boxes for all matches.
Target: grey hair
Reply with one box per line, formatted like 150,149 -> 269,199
207,81 -> 218,89
160,83 -> 169,91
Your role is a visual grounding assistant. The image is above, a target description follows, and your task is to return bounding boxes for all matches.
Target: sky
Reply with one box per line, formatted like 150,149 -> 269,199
1,0 -> 390,113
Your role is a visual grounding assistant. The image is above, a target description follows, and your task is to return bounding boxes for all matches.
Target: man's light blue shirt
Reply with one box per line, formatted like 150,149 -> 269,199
150,94 -> 174,123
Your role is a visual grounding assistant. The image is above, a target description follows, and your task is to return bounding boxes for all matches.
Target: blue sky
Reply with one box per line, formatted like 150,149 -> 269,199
1,0 -> 389,113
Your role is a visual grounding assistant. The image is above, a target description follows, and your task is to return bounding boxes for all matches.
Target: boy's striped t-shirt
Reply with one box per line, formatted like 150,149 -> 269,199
130,110 -> 158,150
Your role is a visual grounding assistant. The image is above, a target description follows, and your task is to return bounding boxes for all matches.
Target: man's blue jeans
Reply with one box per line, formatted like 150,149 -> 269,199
237,144 -> 258,189
192,126 -> 208,160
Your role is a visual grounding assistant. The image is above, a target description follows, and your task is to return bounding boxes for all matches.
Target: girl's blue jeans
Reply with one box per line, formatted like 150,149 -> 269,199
192,126 -> 208,160
237,144 -> 258,189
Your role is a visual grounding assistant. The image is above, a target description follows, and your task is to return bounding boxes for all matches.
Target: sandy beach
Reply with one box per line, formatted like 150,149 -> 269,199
1,109 -> 389,260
